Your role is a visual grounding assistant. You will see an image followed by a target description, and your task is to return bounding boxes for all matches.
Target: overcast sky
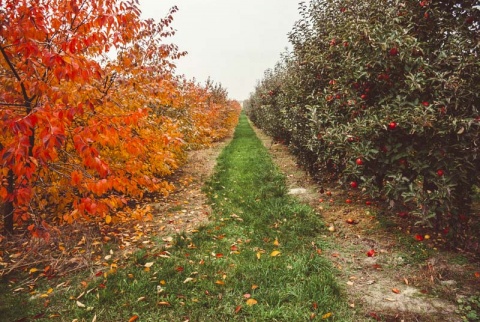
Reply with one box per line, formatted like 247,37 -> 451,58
139,1 -> 303,101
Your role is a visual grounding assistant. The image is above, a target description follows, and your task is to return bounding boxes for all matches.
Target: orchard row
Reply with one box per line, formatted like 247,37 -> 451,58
0,0 -> 241,235
245,0 -> 479,239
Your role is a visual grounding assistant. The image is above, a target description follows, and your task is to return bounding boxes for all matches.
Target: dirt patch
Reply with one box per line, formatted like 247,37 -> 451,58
251,123 -> 479,322
148,139 -> 231,236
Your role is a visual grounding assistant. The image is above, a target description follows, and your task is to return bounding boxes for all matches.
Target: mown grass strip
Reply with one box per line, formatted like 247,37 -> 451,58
1,114 -> 352,321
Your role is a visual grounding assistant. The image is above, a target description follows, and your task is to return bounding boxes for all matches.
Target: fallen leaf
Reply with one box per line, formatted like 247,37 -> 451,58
76,300 -> 86,308
392,288 -> 401,294
256,252 -> 261,259
246,298 -> 257,306
144,262 -> 154,268
105,215 -> 112,224
235,305 -> 242,314
29,268 -> 38,274
183,278 -> 195,283
158,301 -> 170,306
273,238 -> 280,246
243,293 -> 251,299
128,315 -> 139,322
215,280 -> 225,285
322,312 -> 332,319
474,272 -> 480,279
137,297 -> 146,302
366,249 -> 375,257
251,284 -> 259,290
270,250 -> 281,257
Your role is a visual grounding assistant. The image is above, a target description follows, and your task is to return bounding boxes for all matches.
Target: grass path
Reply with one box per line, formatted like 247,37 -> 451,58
1,114 -> 352,321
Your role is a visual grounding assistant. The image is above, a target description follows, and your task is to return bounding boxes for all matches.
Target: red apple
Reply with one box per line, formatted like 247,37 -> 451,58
389,47 -> 399,56
437,169 -> 444,176
422,101 -> 429,107
356,158 -> 364,165
365,200 -> 372,206
388,121 -> 397,130
398,211 -> 408,218
350,181 -> 358,189
366,249 -> 375,257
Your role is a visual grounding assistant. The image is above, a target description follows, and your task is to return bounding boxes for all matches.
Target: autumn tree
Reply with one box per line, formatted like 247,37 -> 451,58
0,0 -> 240,237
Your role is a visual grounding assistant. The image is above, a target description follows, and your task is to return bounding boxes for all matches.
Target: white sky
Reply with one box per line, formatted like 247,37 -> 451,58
139,1 -> 303,101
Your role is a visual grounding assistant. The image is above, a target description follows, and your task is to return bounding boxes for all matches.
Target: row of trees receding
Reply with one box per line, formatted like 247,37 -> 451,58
0,0 -> 241,237
245,0 -> 479,244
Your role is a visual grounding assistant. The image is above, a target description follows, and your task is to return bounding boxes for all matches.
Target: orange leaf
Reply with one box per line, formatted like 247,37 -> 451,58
273,238 -> 280,246
246,298 -> 257,306
128,315 -> 139,322
392,288 -> 401,294
235,305 -> 242,314
158,301 -> 170,306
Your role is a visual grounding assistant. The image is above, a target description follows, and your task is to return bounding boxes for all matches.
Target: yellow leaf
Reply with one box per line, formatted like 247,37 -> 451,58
322,312 -> 332,319
47,288 -> 53,294
251,284 -> 259,290
270,250 -> 281,257
246,298 -> 258,306
273,238 -> 280,246
76,300 -> 86,308
144,262 -> 154,268
105,215 -> 112,224
29,268 -> 38,274
215,280 -> 225,285
256,252 -> 261,259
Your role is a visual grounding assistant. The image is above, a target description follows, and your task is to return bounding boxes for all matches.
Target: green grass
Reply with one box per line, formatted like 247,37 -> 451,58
0,114 -> 351,321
